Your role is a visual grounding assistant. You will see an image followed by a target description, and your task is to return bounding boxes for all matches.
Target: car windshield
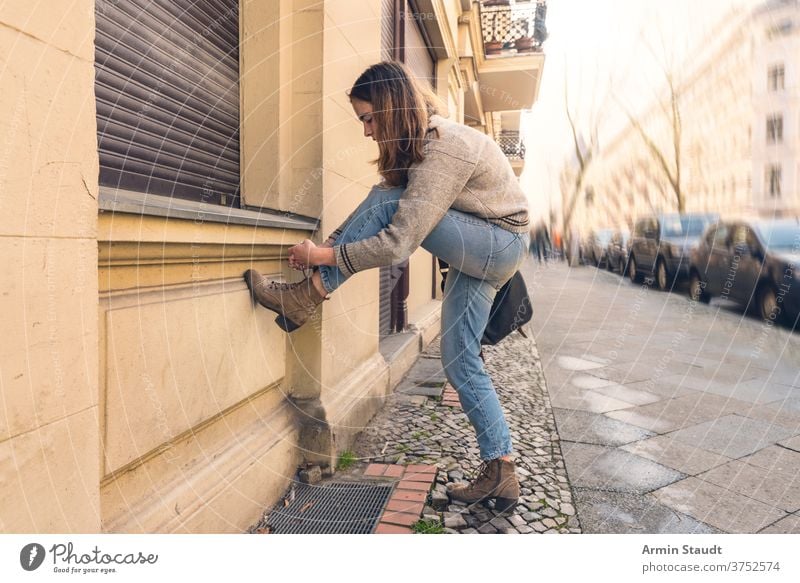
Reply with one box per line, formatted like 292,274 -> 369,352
597,230 -> 613,245
662,215 -> 713,237
756,223 -> 800,252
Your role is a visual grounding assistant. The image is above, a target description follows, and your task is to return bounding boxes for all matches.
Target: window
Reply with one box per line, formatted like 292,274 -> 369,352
768,64 -> 785,91
711,224 -> 729,249
766,164 -> 782,197
731,225 -> 750,248
94,0 -> 241,207
766,114 -> 783,144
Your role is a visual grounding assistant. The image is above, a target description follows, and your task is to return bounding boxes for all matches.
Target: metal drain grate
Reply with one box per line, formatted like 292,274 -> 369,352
268,481 -> 394,534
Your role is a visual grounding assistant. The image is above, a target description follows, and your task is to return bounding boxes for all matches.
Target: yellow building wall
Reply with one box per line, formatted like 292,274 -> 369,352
96,0 -> 316,532
316,0 -> 390,454
0,2 -> 100,532
407,249 -> 437,318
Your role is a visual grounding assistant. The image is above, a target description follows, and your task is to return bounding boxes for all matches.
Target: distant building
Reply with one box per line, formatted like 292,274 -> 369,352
572,0 -> 799,234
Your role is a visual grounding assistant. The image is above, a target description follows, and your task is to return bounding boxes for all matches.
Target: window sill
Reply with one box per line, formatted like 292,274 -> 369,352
98,188 -> 318,232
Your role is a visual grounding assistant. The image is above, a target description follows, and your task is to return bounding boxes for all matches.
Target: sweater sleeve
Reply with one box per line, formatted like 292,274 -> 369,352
333,145 -> 478,277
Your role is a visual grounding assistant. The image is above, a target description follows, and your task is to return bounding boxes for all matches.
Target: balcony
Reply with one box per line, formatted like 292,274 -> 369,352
480,0 -> 547,58
496,131 -> 526,160
468,0 -> 547,114
491,111 -> 525,175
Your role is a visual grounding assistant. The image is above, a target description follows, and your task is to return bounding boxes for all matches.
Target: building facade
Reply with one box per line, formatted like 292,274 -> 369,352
568,0 -> 799,236
1,0 -> 543,533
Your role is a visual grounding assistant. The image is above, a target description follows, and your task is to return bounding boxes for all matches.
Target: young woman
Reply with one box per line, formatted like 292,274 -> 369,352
244,61 -> 530,512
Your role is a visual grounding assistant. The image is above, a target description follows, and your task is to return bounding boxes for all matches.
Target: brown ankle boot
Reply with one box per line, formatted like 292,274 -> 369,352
243,269 -> 327,332
447,458 -> 520,513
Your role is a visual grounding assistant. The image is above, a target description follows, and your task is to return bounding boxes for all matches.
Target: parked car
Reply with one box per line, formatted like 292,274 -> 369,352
607,229 -> 630,274
628,213 -> 719,290
689,218 -> 800,324
584,229 -> 615,267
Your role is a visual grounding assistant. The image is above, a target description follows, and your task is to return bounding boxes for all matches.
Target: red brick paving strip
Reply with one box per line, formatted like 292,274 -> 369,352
389,489 -> 428,502
383,464 -> 405,478
384,499 -> 424,515
375,523 -> 413,534
403,472 -> 434,483
380,511 -> 420,527
372,464 -> 439,534
396,480 -> 431,492
441,383 -> 461,408
365,463 -> 388,477
405,464 -> 437,474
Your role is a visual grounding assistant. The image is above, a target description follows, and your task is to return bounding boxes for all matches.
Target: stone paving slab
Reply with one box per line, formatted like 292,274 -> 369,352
778,435 -> 800,452
568,374 -> 618,390
617,379 -> 698,400
742,445 -> 800,472
573,489 -> 721,534
560,442 -> 684,493
652,477 -> 789,533
669,414 -> 795,459
758,513 -> 800,534
621,434 -> 733,476
404,357 -> 448,385
553,408 -> 655,447
743,401 -> 800,434
696,376 -> 798,405
589,360 -> 703,385
556,355 -> 606,371
606,393 -> 753,435
549,386 -> 636,414
395,379 -> 444,398
770,396 -> 800,414
592,383 -> 665,407
698,459 -> 800,512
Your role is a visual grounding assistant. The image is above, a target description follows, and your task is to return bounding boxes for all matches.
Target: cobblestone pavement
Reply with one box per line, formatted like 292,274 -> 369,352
352,330 -> 581,534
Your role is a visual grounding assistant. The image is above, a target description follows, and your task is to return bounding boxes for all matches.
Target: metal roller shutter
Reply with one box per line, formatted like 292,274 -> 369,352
95,0 -> 240,207
403,1 -> 435,89
381,0 -> 396,62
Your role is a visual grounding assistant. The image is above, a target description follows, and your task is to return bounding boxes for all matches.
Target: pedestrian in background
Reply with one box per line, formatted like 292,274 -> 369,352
243,61 -> 530,512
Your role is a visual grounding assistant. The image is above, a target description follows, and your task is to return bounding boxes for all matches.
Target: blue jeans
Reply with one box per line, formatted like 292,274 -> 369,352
319,185 -> 530,460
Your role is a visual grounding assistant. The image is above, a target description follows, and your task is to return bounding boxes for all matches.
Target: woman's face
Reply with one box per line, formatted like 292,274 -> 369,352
351,98 -> 376,141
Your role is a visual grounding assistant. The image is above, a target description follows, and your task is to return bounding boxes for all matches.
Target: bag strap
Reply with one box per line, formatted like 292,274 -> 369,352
438,258 -> 449,293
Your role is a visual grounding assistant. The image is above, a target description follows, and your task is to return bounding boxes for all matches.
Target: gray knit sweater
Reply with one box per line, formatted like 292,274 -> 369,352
331,114 -> 530,278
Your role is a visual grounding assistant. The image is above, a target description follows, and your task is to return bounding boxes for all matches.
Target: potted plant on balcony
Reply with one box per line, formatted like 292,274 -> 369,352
514,36 -> 536,52
482,4 -> 510,55
485,38 -> 504,54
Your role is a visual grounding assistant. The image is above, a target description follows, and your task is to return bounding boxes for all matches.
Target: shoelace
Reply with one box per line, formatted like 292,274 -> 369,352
264,280 -> 300,292
473,461 -> 491,482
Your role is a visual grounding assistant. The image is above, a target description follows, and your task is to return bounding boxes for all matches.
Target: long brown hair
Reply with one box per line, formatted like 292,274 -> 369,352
348,61 -> 441,186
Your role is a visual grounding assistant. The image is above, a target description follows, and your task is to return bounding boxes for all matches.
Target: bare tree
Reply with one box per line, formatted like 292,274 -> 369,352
619,69 -> 684,213
561,75 -> 601,265
615,26 -> 686,214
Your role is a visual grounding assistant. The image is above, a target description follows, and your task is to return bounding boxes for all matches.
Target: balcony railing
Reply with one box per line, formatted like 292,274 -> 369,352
496,132 -> 526,160
479,0 -> 548,57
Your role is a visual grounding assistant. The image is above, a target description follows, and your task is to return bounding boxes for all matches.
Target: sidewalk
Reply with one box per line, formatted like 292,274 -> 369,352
350,328 -> 580,534
529,261 -> 800,534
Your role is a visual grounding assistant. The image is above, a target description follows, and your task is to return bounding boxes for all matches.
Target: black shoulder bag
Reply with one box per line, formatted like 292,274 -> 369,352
438,259 -> 532,346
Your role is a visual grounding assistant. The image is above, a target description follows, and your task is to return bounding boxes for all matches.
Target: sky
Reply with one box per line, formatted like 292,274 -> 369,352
520,0 -> 763,222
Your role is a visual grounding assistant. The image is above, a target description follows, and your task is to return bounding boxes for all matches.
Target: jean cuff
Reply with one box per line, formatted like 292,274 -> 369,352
481,446 -> 514,461
318,266 -> 335,294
